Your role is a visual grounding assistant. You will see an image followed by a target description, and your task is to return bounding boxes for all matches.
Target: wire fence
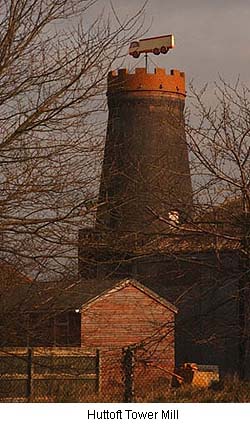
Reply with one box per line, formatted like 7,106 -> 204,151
0,347 -> 220,402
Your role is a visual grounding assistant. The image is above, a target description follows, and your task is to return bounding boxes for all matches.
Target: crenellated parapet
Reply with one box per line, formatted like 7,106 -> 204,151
107,68 -> 186,98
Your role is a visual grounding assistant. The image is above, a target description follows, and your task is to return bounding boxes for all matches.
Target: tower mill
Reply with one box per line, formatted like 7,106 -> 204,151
79,67 -> 193,278
97,67 -> 192,234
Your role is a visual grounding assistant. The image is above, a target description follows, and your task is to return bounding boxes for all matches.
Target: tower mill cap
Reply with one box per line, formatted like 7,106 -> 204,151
107,68 -> 186,97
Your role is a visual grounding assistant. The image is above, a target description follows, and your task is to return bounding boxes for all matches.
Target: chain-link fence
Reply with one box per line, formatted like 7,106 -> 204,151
0,347 -> 220,402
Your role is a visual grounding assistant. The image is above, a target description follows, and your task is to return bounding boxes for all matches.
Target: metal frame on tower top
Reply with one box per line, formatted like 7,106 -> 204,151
145,52 -> 148,71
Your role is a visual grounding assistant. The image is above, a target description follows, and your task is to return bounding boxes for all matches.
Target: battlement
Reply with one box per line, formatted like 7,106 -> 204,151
107,68 -> 186,97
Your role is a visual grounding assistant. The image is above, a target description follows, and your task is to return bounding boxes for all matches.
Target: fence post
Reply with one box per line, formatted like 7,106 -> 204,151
26,348 -> 32,402
123,346 -> 134,403
95,349 -> 100,393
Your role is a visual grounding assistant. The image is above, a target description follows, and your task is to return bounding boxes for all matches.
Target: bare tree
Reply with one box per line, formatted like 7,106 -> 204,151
143,78 -> 250,379
184,79 -> 250,378
0,0 -> 145,278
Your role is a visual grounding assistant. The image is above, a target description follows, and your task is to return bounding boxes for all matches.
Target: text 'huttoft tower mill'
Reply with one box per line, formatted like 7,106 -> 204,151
79,65 -> 193,278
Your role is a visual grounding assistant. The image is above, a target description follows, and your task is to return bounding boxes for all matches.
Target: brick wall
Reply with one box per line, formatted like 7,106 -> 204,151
81,282 -> 175,395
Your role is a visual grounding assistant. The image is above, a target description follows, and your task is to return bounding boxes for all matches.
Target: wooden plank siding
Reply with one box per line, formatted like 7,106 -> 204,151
81,280 -> 176,395
81,283 -> 175,347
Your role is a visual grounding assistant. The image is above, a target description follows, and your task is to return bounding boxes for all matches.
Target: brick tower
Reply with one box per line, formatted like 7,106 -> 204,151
79,67 -> 193,278
96,67 -> 192,234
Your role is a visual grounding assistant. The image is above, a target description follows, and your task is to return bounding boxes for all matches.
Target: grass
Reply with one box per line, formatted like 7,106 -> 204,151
5,375 -> 250,403
149,376 -> 250,403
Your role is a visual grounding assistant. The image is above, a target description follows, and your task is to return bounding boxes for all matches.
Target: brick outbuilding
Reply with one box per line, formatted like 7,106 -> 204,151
80,279 -> 177,396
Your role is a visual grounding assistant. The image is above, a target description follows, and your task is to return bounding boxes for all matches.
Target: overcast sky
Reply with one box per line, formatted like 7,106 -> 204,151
89,0 -> 250,90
